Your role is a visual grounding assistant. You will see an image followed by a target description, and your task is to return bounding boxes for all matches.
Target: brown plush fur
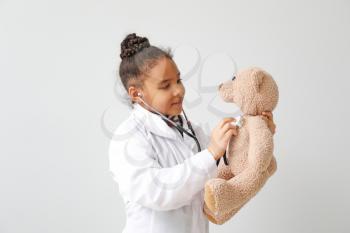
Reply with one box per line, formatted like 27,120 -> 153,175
203,67 -> 279,224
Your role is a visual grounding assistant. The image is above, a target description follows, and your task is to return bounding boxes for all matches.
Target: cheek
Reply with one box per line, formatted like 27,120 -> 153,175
149,91 -> 173,109
180,85 -> 186,95
148,85 -> 186,113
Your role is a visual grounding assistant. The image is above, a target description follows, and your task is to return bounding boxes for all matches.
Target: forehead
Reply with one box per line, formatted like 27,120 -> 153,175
144,58 -> 180,83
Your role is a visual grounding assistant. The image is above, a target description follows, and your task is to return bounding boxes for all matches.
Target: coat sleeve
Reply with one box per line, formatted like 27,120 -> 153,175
108,128 -> 217,211
190,121 -> 211,149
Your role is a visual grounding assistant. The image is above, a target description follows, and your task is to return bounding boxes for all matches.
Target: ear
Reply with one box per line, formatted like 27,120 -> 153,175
251,69 -> 264,93
128,85 -> 142,103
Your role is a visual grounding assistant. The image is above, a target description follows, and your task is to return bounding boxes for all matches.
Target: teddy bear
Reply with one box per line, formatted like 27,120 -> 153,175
203,67 -> 279,225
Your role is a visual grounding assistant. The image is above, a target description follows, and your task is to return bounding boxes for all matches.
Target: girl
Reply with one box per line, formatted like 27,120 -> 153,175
108,33 -> 276,233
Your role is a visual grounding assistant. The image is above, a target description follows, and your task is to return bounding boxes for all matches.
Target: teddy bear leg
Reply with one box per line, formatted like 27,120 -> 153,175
217,159 -> 234,180
204,180 -> 217,214
213,204 -> 244,225
204,177 -> 248,214
205,168 -> 270,215
203,202 -> 219,224
204,161 -> 234,213
204,201 -> 246,225
226,168 -> 270,203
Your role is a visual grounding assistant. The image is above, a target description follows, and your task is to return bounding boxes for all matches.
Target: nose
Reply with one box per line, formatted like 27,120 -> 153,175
218,83 -> 223,90
174,83 -> 185,96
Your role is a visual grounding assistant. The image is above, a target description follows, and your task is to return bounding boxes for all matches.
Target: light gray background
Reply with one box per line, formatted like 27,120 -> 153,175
1,0 -> 349,232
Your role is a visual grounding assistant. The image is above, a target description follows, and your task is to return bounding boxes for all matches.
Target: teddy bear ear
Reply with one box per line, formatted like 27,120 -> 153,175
251,69 -> 264,93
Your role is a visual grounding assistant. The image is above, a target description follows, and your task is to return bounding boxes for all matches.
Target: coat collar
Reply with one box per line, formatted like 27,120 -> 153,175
131,103 -> 179,140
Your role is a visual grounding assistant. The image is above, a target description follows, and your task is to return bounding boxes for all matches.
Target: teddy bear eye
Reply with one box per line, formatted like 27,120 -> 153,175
232,75 -> 236,81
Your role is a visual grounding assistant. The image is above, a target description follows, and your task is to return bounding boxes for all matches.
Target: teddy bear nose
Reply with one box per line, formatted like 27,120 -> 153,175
218,83 -> 223,90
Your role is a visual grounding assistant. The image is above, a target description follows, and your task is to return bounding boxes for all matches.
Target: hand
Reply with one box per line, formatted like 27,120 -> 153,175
261,111 -> 276,134
208,118 -> 238,160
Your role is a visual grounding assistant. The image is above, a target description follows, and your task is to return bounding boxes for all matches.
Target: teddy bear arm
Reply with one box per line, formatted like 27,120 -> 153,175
247,117 -> 274,170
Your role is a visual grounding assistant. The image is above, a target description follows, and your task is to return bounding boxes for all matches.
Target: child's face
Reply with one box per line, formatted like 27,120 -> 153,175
135,57 -> 185,116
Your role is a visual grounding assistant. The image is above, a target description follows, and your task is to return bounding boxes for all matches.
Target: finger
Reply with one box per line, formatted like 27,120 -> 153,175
262,115 -> 273,126
262,111 -> 273,120
272,124 -> 276,130
261,116 -> 269,123
228,126 -> 238,136
223,128 -> 237,141
262,111 -> 272,118
231,127 -> 238,136
268,112 -> 273,121
219,117 -> 236,128
222,122 -> 238,134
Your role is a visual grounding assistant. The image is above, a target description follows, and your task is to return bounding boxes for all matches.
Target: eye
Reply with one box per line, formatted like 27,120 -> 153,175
161,84 -> 170,89
160,78 -> 182,89
232,75 -> 236,81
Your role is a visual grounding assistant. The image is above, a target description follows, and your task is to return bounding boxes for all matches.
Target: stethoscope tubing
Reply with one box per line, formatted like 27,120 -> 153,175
136,101 -> 228,166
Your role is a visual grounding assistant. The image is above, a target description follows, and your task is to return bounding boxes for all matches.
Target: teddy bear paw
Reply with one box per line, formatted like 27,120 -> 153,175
204,178 -> 235,214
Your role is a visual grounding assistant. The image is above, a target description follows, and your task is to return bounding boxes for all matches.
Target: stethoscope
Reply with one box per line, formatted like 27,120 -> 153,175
136,92 -> 228,166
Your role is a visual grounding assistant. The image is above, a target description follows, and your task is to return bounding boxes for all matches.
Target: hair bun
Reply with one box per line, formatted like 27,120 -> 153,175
120,33 -> 151,59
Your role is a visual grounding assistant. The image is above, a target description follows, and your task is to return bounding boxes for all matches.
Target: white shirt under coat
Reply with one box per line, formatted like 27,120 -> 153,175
108,103 -> 218,233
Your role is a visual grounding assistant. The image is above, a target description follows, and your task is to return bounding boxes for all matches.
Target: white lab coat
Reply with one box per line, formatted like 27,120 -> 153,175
108,103 -> 218,233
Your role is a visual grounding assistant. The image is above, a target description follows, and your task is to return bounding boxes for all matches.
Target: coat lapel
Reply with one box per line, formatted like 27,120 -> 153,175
131,103 -> 179,140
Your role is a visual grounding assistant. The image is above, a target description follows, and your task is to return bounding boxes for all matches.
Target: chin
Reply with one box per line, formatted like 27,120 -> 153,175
169,103 -> 183,115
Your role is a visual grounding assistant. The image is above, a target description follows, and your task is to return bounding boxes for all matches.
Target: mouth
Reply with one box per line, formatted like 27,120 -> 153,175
171,99 -> 183,105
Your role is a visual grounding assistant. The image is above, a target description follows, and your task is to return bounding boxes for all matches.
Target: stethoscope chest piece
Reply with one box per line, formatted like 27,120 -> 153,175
217,115 -> 244,167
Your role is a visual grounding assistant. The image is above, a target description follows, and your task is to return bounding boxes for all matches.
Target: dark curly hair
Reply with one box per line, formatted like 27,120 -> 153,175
118,33 -> 173,104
